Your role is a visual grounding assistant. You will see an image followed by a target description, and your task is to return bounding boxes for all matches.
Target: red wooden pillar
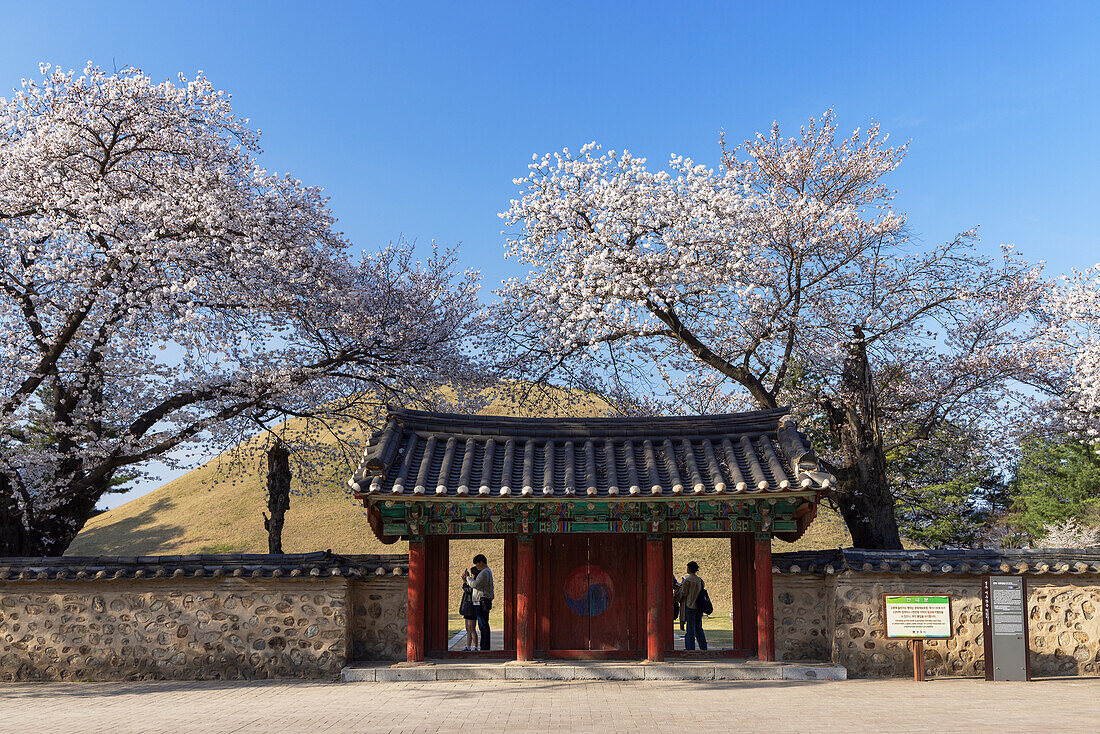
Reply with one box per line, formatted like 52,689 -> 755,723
731,533 -> 757,653
662,536 -> 674,653
424,536 -> 448,656
731,535 -> 743,651
504,535 -> 517,652
407,538 -> 426,663
645,535 -> 665,661
516,535 -> 536,661
754,534 -> 775,662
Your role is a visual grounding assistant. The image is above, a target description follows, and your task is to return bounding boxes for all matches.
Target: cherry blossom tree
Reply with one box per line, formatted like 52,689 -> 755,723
0,64 -> 485,556
1043,265 -> 1100,441
1038,519 -> 1100,549
494,111 -> 1042,548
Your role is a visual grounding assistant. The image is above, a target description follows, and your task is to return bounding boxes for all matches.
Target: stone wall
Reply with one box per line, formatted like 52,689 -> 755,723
773,571 -> 1100,678
349,578 -> 407,661
773,576 -> 830,663
4,551 -> 1097,680
1028,579 -> 1100,676
0,553 -> 408,681
0,578 -> 350,681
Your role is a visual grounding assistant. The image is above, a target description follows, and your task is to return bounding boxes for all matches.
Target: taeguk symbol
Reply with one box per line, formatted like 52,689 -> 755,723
564,565 -> 615,617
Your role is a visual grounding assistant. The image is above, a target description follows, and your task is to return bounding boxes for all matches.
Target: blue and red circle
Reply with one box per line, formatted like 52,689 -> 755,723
564,565 -> 615,617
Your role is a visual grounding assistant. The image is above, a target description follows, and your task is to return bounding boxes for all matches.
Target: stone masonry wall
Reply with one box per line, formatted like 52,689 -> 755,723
1028,579 -> 1100,676
773,576 -> 830,663
774,573 -> 1100,678
827,576 -> 984,678
348,578 -> 407,661
0,578 -> 350,681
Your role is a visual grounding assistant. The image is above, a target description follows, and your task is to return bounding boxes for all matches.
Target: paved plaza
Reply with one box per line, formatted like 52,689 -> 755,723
1,677 -> 1097,733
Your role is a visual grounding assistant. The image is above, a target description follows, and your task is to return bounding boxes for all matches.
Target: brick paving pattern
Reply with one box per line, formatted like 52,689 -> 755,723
1,677 -> 1097,733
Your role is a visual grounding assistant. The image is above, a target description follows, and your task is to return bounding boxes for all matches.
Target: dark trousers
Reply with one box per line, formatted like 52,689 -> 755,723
684,607 -> 707,650
475,601 -> 491,650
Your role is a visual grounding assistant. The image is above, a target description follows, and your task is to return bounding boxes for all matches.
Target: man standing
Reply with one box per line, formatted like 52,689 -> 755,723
464,553 -> 494,651
675,561 -> 708,651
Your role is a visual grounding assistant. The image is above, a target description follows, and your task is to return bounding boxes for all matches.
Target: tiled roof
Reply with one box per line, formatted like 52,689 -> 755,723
0,551 -> 408,582
772,548 -> 1100,576
350,408 -> 835,500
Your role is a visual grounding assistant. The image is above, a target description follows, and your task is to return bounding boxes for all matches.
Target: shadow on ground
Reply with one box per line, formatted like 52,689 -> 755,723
65,497 -> 186,556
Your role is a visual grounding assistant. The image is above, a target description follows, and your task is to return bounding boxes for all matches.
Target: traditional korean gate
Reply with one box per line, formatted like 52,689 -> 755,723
546,534 -> 641,656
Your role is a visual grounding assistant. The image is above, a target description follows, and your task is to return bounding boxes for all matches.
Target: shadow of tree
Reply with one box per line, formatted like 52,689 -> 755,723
1029,650 -> 1097,678
64,497 -> 186,556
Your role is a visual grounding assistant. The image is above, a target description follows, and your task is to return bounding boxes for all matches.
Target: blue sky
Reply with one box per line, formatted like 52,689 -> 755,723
3,2 -> 1097,507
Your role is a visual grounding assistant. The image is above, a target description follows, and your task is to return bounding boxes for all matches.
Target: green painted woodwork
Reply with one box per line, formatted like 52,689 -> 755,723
368,495 -> 814,538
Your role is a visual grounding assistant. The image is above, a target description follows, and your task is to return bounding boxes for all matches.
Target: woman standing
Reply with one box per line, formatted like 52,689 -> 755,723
459,566 -> 479,651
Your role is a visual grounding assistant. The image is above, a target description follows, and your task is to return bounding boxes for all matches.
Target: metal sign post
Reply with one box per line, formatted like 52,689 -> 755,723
883,595 -> 953,682
982,576 -> 1031,681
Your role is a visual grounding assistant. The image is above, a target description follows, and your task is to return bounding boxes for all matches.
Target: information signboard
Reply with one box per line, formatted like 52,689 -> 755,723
883,595 -> 953,639
982,576 -> 1031,681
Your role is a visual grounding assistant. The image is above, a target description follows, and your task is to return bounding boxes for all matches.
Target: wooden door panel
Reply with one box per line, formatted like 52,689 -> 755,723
548,535 -> 591,651
586,534 -> 638,651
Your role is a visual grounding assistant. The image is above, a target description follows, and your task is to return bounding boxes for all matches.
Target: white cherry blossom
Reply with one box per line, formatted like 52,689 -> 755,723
494,111 -> 1043,548
0,65 -> 485,555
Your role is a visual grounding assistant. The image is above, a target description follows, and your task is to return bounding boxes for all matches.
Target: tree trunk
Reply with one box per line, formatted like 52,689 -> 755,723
264,442 -> 291,555
832,458 -> 902,549
0,473 -> 100,557
822,325 -> 903,549
0,474 -> 34,556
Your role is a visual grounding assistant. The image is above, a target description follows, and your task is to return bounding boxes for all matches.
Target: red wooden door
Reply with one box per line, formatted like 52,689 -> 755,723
548,534 -> 639,654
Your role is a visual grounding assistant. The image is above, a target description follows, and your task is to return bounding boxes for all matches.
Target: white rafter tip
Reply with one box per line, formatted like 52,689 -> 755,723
522,485 -> 533,495
391,484 -> 404,494
800,478 -> 813,488
586,487 -> 597,496
650,485 -> 663,494
457,485 -> 469,495
565,488 -> 576,495
542,486 -> 553,495
478,486 -> 490,495
693,484 -> 705,494
435,485 -> 447,494
629,485 -> 640,495
734,482 -> 746,492
608,486 -> 619,495
714,482 -> 727,493
672,484 -> 684,494
779,480 -> 790,489
821,479 -> 832,488
413,485 -> 425,495
499,486 -> 511,496
757,481 -> 769,491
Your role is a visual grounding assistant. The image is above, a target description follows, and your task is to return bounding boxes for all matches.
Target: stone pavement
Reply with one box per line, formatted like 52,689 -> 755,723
0,677 -> 1097,733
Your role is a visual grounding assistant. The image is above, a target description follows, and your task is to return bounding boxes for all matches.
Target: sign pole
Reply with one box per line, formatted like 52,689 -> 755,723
911,639 -> 925,682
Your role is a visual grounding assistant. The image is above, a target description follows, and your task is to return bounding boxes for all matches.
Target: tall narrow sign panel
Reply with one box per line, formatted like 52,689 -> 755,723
982,576 -> 1031,681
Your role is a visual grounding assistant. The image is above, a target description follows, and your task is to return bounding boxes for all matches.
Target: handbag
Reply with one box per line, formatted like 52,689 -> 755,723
697,587 -> 713,616
459,587 -> 475,618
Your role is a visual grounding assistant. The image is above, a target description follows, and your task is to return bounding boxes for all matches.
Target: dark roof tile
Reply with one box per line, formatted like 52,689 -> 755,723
351,407 -> 835,500
773,548 -> 1100,575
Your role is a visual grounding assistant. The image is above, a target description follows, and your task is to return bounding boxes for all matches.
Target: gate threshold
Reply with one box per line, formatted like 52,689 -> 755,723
340,659 -> 846,682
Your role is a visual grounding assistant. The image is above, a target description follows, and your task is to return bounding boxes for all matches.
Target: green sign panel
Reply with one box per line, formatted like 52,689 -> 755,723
883,595 -> 952,639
